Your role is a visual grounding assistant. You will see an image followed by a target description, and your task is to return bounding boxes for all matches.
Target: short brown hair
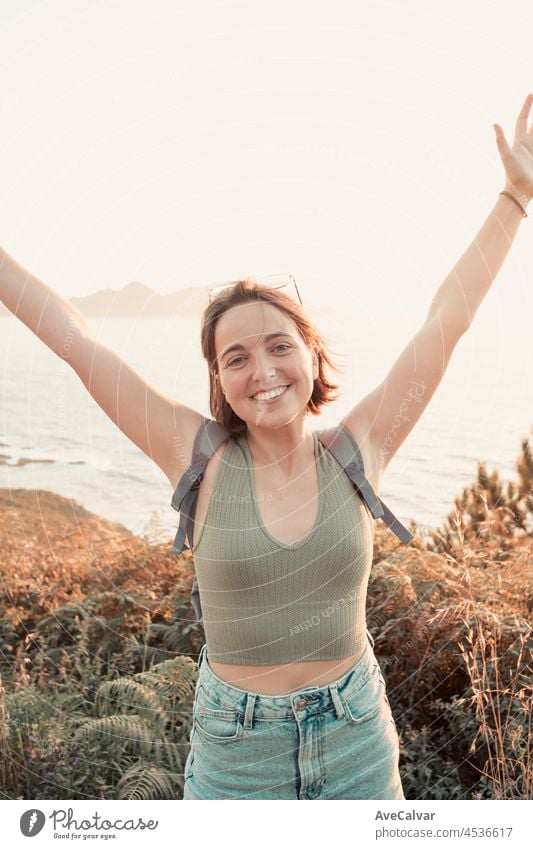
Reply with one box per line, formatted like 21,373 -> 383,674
200,277 -> 344,436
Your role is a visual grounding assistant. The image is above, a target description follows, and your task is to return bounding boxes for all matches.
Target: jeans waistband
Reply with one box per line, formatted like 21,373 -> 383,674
194,629 -> 378,723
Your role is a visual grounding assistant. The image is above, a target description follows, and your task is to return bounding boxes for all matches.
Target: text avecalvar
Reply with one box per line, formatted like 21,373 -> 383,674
375,811 -> 436,821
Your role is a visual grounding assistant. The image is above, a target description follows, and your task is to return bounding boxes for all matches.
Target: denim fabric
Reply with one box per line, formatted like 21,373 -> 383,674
182,631 -> 404,800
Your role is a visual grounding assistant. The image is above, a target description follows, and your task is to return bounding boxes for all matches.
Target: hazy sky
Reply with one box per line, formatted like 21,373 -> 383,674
1,0 -> 532,336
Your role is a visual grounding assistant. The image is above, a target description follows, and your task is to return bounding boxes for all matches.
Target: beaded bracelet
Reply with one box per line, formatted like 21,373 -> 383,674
499,190 -> 529,218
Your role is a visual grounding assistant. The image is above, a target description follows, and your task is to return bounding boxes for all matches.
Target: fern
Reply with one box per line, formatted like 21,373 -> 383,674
75,715 -> 157,758
72,653 -> 198,799
149,737 -> 184,770
117,759 -> 181,800
148,623 -> 186,652
123,640 -> 172,668
136,657 -> 198,716
96,680 -> 169,735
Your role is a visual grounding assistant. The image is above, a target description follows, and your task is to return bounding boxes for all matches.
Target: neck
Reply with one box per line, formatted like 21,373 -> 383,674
244,423 -> 315,476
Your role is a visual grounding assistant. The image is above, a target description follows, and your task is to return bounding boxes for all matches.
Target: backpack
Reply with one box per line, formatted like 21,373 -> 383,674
170,417 -> 414,622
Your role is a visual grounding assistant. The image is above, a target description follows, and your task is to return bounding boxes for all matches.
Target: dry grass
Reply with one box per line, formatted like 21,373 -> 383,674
0,430 -> 531,799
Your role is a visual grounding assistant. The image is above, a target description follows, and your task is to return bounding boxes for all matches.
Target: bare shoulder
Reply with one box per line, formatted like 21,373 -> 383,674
336,413 -> 383,496
163,409 -> 235,492
162,404 -> 209,490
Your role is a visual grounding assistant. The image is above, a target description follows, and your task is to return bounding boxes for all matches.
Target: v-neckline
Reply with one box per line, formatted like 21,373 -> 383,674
240,431 -> 325,550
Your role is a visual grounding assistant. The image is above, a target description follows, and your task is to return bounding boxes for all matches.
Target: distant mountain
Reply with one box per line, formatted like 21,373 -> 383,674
0,281 -> 207,318
0,279 -> 323,318
69,281 -> 207,317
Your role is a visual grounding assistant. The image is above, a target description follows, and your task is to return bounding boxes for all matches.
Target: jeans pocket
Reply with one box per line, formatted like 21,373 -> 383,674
193,687 -> 243,743
193,706 -> 244,742
341,664 -> 386,725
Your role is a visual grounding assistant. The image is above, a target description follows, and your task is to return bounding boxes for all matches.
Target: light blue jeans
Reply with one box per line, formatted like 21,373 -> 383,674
182,630 -> 405,800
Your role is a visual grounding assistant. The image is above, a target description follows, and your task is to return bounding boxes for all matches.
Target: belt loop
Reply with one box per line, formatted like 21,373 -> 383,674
328,683 -> 346,719
243,693 -> 257,730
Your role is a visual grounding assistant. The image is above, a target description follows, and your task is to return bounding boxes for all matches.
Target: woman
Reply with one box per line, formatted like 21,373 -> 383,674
1,96 -> 532,800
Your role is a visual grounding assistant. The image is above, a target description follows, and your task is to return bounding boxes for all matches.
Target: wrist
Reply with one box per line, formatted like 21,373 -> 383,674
502,182 -> 532,210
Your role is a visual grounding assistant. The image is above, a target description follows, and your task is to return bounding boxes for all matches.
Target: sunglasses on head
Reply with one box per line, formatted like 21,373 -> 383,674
207,273 -> 302,305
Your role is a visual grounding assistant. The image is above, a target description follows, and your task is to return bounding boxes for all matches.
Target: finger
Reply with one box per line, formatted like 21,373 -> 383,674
515,92 -> 533,136
493,123 -> 512,160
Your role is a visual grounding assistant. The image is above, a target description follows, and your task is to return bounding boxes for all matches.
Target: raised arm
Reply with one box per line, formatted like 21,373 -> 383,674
341,94 -> 533,474
0,247 -> 89,361
427,93 -> 533,331
0,247 -> 205,486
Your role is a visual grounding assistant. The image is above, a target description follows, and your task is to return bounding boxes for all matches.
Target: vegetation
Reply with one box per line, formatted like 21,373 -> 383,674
0,432 -> 531,800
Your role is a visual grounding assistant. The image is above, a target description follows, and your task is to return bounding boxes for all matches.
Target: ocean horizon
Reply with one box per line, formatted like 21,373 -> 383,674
1,311 -> 531,544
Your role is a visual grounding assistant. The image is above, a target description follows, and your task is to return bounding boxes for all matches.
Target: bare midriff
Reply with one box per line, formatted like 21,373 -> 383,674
208,645 -> 366,696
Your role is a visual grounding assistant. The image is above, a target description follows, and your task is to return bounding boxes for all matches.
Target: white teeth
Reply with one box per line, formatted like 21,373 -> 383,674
252,385 -> 289,401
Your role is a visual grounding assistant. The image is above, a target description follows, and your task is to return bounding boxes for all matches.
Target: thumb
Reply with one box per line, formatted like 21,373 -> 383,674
493,123 -> 512,160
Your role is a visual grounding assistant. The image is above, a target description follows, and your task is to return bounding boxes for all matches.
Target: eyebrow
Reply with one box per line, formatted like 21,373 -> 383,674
219,332 -> 294,362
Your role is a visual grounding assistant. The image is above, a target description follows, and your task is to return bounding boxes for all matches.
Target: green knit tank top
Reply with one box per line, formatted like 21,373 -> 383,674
191,429 -> 375,664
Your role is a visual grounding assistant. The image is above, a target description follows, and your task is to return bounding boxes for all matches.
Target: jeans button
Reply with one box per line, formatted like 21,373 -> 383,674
296,696 -> 319,710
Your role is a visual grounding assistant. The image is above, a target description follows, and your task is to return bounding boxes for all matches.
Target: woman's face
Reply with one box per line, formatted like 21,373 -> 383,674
214,300 -> 319,428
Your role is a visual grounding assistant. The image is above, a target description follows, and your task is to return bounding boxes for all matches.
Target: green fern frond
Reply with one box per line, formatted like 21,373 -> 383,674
37,602 -> 89,628
96,679 -> 169,734
72,652 -> 198,797
150,737 -> 185,770
147,623 -> 186,652
137,656 -> 198,700
124,642 -> 173,668
74,714 -> 156,758
117,759 -> 180,800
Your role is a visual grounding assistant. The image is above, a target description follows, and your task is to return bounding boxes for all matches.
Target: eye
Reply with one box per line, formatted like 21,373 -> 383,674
226,344 -> 292,368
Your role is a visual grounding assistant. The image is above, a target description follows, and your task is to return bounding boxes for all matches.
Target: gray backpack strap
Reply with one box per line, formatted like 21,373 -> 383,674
170,417 -> 230,555
317,424 -> 414,544
170,417 -> 231,622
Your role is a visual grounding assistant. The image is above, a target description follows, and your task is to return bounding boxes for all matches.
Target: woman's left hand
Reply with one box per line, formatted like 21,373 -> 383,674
493,93 -> 533,201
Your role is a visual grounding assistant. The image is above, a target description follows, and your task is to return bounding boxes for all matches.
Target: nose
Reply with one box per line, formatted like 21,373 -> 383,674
252,353 -> 277,383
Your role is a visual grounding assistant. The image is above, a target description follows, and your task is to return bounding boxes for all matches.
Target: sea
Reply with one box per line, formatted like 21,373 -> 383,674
1,310 -> 531,546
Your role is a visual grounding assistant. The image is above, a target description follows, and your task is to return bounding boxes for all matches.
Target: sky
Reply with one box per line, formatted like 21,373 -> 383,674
0,0 -> 532,337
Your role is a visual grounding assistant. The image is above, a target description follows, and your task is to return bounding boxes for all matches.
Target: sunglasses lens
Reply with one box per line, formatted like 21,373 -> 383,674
208,283 -> 234,299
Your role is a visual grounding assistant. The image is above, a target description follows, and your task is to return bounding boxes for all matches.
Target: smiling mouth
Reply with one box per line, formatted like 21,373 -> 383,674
250,384 -> 291,401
